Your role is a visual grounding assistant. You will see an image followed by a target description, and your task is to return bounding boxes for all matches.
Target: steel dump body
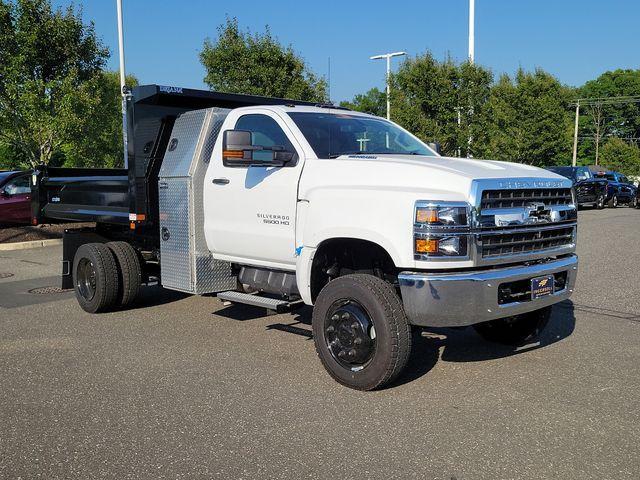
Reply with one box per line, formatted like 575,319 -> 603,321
31,84 -> 315,246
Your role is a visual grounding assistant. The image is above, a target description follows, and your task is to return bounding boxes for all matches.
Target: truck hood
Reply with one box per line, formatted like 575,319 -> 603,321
300,154 -> 568,201
328,154 -> 561,179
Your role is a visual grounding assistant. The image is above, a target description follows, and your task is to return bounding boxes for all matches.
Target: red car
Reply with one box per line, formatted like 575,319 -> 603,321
0,171 -> 32,225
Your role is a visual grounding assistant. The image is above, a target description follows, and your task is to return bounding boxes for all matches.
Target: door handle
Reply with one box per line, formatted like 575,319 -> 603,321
212,178 -> 230,185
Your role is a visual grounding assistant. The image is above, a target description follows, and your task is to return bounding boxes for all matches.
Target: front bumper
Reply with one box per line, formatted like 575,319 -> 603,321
398,255 -> 578,327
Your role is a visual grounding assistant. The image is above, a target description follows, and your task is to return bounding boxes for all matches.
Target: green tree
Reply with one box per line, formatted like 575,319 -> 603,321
389,52 -> 493,157
479,69 -> 573,166
62,71 -> 138,168
576,69 -> 640,165
0,0 -> 110,169
599,137 -> 640,176
340,88 -> 386,117
200,17 -> 326,102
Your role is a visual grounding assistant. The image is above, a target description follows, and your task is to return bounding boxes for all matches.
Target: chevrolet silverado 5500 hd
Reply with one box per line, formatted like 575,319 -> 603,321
32,85 -> 578,390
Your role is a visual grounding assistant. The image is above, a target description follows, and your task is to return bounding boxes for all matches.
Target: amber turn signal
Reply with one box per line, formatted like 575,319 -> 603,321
416,208 -> 438,224
223,149 -> 244,159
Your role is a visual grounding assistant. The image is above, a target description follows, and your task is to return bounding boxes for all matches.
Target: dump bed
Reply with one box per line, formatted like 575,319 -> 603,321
32,84 -> 315,241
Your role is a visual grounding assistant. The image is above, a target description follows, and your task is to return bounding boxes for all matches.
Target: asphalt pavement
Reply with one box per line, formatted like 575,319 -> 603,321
1,207 -> 639,479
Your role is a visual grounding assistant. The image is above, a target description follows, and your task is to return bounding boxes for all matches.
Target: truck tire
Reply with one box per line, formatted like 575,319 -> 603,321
73,243 -> 119,313
607,195 -> 618,208
473,306 -> 552,346
312,274 -> 412,391
107,241 -> 142,307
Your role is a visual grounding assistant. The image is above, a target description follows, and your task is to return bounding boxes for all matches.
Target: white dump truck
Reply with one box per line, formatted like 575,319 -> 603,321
32,85 -> 578,390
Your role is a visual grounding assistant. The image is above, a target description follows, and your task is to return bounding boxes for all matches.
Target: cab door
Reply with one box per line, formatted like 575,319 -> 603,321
204,110 -> 305,270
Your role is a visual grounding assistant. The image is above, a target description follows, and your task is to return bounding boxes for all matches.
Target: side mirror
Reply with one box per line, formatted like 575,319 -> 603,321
222,130 -> 254,167
428,142 -> 442,155
222,129 -> 294,167
0,189 -> 9,198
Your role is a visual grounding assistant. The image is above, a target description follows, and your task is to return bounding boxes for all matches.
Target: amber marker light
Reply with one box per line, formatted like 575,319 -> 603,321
223,150 -> 244,159
415,238 -> 439,254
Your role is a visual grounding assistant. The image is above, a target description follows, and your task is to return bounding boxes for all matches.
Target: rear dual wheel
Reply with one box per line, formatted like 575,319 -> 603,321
73,242 -> 141,313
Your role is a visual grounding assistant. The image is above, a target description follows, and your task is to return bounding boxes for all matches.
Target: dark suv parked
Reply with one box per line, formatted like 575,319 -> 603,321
593,171 -> 637,208
546,166 -> 608,208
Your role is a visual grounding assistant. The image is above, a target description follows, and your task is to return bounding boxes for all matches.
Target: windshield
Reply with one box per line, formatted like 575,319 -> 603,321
0,171 -> 17,184
288,112 -> 437,159
547,167 -> 575,180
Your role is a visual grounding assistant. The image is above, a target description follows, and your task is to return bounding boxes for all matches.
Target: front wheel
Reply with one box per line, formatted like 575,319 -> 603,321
631,197 -> 638,209
608,195 -> 618,208
596,194 -> 605,209
312,274 -> 412,391
473,307 -> 552,346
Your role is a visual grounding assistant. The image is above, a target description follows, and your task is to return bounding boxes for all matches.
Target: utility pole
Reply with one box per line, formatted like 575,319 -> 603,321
116,0 -> 129,169
370,51 -> 407,120
572,101 -> 580,167
468,0 -> 475,63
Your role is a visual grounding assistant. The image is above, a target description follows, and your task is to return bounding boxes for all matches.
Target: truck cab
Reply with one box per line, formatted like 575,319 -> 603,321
32,85 -> 579,390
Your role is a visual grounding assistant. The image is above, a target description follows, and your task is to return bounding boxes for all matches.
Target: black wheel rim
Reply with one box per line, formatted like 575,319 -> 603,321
76,258 -> 97,302
325,299 -> 376,371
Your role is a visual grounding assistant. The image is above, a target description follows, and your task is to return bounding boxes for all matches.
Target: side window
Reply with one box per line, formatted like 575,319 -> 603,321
234,114 -> 296,163
578,167 -> 590,180
4,175 -> 30,195
620,176 -> 629,184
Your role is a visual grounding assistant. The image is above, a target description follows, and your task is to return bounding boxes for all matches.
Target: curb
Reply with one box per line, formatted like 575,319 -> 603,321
0,238 -> 63,251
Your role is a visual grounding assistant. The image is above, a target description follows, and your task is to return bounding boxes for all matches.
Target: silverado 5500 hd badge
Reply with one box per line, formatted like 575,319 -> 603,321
257,213 -> 290,226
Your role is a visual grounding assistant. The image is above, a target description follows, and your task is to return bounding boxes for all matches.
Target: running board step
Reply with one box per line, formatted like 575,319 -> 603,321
216,291 -> 302,314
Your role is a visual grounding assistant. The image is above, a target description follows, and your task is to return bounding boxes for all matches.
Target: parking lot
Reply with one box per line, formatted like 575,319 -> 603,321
0,207 -> 638,479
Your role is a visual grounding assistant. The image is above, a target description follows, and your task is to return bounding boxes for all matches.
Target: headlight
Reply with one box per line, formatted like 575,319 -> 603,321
414,202 -> 471,259
415,205 -> 468,226
415,235 -> 468,256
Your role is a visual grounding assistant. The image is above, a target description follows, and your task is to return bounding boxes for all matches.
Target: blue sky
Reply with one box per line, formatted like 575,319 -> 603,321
55,0 -> 640,102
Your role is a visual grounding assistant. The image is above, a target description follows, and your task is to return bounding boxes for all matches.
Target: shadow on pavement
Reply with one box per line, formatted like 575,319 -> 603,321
266,306 -> 313,338
392,300 -> 576,387
211,298 -> 577,389
126,284 -> 190,310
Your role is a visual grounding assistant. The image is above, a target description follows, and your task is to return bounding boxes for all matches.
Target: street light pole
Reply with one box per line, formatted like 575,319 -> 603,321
370,51 -> 406,120
468,0 -> 475,63
116,0 -> 129,169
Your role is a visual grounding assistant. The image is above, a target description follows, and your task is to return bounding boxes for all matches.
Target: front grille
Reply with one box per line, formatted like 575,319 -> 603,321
481,188 -> 573,210
481,226 -> 574,258
576,184 -> 595,195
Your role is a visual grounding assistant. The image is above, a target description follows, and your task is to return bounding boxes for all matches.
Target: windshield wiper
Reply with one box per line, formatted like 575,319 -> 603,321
328,151 -> 362,158
327,151 -> 427,158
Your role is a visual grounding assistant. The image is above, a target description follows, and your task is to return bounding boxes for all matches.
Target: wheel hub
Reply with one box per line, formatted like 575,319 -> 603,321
325,301 -> 376,369
76,258 -> 97,302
